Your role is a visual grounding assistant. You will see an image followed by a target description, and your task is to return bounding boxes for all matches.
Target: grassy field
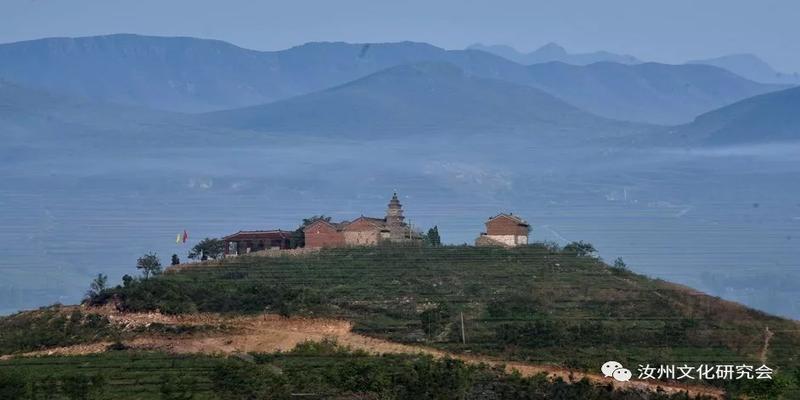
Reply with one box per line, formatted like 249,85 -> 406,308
0,341 -> 720,400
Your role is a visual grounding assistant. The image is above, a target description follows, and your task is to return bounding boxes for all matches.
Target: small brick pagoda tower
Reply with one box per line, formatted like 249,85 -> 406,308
386,192 -> 407,241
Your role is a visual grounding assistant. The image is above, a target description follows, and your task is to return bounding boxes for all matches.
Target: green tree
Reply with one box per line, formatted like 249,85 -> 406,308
612,257 -> 628,270
425,226 -> 442,247
85,273 -> 107,300
136,252 -> 162,279
188,238 -> 224,260
171,254 -> 181,265
420,303 -> 450,337
302,215 -> 331,226
563,241 -> 597,257
290,227 -> 305,248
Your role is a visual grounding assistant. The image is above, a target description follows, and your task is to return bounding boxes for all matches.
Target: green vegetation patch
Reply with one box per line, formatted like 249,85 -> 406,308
95,245 -> 799,379
0,306 -> 117,355
0,342 -> 732,400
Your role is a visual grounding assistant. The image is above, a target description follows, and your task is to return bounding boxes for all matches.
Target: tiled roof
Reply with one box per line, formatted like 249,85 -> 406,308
222,230 -> 292,241
360,216 -> 387,225
487,213 -> 529,226
305,216 -> 391,232
343,216 -> 389,230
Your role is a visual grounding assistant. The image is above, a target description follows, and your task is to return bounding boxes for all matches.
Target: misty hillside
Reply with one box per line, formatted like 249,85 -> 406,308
0,34 -> 784,125
199,62 -> 636,139
0,80 -> 174,128
0,80 -> 170,149
688,54 -> 800,85
524,61 -> 785,124
468,42 -> 641,65
670,86 -> 800,145
0,80 -> 266,153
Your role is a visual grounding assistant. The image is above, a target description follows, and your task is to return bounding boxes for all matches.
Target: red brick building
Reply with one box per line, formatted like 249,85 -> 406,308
476,213 -> 530,247
222,230 -> 293,255
303,193 -> 420,248
303,220 -> 348,248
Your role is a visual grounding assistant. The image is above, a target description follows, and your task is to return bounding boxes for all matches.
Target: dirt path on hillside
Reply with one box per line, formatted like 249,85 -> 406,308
8,308 -> 724,399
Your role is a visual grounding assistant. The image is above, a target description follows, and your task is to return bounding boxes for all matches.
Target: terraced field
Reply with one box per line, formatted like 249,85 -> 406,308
3,245 -> 798,398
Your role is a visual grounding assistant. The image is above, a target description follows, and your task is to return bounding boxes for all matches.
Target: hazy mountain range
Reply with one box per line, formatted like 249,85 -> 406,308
468,42 -> 641,65
688,54 -> 800,85
0,34 -> 787,124
1,35 -> 798,145
471,42 -> 800,86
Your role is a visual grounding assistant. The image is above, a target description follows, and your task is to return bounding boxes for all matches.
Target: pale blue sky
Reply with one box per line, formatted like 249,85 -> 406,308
3,0 -> 799,71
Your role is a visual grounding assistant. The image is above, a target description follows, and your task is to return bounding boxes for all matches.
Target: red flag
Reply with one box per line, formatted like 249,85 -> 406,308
182,230 -> 188,243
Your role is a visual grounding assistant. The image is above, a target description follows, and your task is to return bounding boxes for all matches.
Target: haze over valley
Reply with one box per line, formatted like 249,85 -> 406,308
0,34 -> 798,322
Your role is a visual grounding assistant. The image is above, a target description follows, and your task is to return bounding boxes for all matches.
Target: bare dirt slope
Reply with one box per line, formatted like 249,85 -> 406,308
11,307 -> 724,399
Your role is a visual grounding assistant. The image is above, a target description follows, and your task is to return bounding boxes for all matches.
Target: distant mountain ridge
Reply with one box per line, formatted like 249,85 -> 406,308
468,42 -> 641,65
523,61 -> 784,124
199,62 -> 638,140
0,34 -> 786,124
688,54 -> 800,85
0,34 -> 525,113
671,85 -> 800,145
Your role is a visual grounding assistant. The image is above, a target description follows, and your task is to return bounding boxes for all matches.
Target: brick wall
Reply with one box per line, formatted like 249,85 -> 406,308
304,222 -> 345,248
486,217 -> 528,236
344,230 -> 379,246
341,218 -> 382,246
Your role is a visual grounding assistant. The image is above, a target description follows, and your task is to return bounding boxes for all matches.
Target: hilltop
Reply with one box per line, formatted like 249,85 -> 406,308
33,245 -> 800,396
2,245 -> 798,398
97,246 -> 800,367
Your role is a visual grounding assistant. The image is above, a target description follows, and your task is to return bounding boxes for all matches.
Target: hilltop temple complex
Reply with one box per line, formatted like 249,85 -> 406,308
220,193 -> 532,255
303,193 -> 421,248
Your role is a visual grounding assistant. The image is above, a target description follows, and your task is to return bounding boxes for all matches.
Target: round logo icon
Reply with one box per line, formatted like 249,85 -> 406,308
601,361 -> 623,377
612,368 -> 632,382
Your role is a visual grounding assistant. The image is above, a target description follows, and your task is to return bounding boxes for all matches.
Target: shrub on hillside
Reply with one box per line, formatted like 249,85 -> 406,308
0,308 -> 115,354
563,241 -> 597,257
211,362 -> 290,400
419,303 -> 452,338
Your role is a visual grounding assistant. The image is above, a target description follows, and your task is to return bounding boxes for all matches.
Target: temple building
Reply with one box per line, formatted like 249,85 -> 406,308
304,193 -> 421,248
222,230 -> 293,255
475,213 -> 530,247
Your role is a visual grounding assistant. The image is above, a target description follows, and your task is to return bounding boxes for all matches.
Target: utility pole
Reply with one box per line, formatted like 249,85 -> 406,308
460,312 -> 466,344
